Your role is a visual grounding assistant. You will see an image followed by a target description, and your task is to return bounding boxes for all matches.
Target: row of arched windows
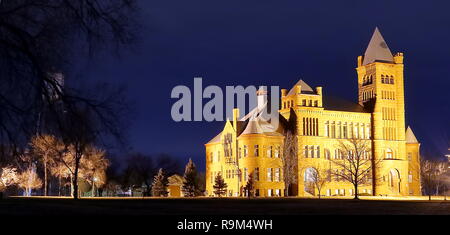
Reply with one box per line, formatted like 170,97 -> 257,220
362,74 -> 395,86
362,90 -> 375,102
381,75 -> 395,84
381,90 -> 395,100
303,117 -> 319,136
303,146 -> 371,160
362,75 -> 373,86
324,121 -> 371,139
283,100 -> 294,109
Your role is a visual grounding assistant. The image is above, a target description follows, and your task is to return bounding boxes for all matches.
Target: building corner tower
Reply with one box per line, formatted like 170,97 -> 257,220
356,27 -> 409,196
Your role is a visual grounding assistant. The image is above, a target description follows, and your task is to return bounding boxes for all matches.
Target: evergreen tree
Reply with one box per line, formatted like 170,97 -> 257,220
244,172 -> 254,198
151,168 -> 168,197
213,173 -> 227,197
182,158 -> 198,197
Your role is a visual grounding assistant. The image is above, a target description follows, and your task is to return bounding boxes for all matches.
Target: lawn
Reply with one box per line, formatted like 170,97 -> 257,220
1,197 -> 450,215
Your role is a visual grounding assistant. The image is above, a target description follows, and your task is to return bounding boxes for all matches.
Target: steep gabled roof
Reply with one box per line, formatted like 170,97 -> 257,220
206,132 -> 222,144
287,79 -> 315,95
406,126 -> 419,144
362,27 -> 394,65
241,119 -> 264,135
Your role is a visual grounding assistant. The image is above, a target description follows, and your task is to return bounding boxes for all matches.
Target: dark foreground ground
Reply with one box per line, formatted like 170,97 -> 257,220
1,197 -> 450,215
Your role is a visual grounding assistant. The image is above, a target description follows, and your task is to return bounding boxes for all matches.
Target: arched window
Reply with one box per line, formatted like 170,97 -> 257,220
390,75 -> 394,84
385,148 -> 394,159
381,75 -> 385,83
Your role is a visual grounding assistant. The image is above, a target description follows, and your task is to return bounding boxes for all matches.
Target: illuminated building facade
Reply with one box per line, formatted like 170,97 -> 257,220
205,28 -> 421,197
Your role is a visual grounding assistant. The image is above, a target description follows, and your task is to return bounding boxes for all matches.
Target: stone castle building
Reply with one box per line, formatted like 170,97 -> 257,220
205,28 -> 421,197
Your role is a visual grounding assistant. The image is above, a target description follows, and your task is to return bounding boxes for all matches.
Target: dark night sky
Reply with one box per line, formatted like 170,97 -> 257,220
78,0 -> 450,170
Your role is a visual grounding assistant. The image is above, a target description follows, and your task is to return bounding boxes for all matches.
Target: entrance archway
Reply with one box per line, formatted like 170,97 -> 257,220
388,169 -> 401,194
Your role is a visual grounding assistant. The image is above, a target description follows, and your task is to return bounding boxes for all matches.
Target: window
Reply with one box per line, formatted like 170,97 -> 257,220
267,146 -> 273,158
244,168 -> 248,181
343,123 -> 348,139
337,122 -> 342,138
381,75 -> 385,84
267,168 -> 273,182
331,122 -> 336,138
408,152 -> 412,161
238,148 -> 241,159
254,145 -> 259,157
326,189 -> 331,196
267,189 -> 272,197
210,152 -> 214,163
314,100 -> 318,107
408,173 -> 413,183
274,168 -> 280,182
324,149 -> 331,160
325,121 -> 330,137
309,146 -> 314,158
304,145 -> 309,158
254,167 -> 260,181
309,100 -> 312,106
316,146 -> 320,158
275,189 -> 281,197
390,76 -> 394,84
302,99 -> 306,106
386,148 -> 393,159
275,146 -> 280,158
243,145 -> 248,157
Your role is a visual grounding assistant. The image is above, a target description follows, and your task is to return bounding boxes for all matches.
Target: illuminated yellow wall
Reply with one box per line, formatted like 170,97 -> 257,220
205,51 -> 421,197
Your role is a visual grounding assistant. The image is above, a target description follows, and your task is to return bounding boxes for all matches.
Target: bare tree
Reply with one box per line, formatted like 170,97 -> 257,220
305,163 -> 330,199
0,166 -> 18,198
282,130 -> 298,196
18,167 -> 43,196
122,153 -> 155,197
244,171 -> 255,198
421,158 -> 448,200
80,146 -> 109,197
0,1 -> 138,199
30,134 -> 61,196
330,138 -> 379,199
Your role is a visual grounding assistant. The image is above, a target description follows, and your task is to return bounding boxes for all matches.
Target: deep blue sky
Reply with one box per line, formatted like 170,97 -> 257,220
80,0 -> 450,170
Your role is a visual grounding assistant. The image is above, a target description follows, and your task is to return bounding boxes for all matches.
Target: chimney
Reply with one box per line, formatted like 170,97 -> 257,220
233,108 -> 240,131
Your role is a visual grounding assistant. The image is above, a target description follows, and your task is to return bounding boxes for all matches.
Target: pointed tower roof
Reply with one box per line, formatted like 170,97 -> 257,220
287,79 -> 314,95
406,126 -> 419,144
241,119 -> 264,135
362,27 -> 394,65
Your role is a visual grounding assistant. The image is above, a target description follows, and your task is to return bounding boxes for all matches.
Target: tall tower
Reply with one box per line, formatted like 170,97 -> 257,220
356,28 -> 408,195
